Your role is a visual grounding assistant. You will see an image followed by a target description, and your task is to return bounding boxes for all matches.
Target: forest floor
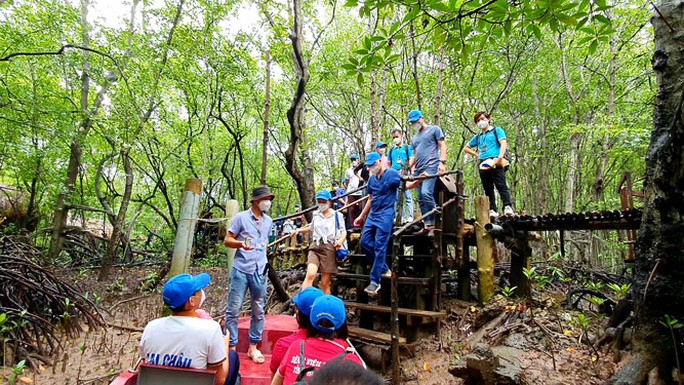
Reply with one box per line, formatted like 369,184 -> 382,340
1,265 -> 625,385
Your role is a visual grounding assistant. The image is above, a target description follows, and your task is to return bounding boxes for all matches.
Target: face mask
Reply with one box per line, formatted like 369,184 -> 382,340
199,289 -> 206,307
393,137 -> 402,146
370,165 -> 380,175
378,148 -> 385,155
318,203 -> 328,211
412,122 -> 422,130
258,199 -> 272,212
352,159 -> 359,166
478,120 -> 489,129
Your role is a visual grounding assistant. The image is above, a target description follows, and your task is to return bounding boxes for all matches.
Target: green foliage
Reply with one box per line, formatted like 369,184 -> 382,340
607,283 -> 631,300
570,312 -> 591,332
8,359 -> 26,385
501,286 -> 518,297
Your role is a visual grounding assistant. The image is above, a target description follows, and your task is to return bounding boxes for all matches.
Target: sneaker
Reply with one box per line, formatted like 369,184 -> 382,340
489,209 -> 499,219
504,206 -> 515,216
382,270 -> 392,278
364,282 -> 381,295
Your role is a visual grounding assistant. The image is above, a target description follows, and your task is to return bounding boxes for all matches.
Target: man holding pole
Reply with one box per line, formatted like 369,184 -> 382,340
223,186 -> 274,364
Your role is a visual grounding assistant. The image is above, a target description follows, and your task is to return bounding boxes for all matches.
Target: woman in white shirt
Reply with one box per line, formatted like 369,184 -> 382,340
295,190 -> 347,294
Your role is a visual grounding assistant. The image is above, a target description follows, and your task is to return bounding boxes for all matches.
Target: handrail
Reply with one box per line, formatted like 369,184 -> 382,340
273,183 -> 368,222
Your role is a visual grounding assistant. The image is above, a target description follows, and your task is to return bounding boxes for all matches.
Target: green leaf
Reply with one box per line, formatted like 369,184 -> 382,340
556,13 -> 577,26
357,73 -> 364,87
344,0 -> 358,7
403,5 -> 421,23
431,1 -> 451,13
588,40 -> 597,54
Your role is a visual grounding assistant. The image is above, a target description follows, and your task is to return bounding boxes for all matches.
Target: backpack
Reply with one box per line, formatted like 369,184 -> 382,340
292,341 -> 352,385
476,127 -> 511,167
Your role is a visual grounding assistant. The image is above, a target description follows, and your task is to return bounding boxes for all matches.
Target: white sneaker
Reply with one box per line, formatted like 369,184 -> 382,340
489,209 -> 499,219
504,206 -> 515,216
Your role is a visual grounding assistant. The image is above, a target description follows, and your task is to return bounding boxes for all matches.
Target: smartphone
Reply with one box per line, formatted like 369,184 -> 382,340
244,237 -> 251,248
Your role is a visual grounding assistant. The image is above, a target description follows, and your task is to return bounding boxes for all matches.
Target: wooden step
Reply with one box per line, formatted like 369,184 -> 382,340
348,326 -> 407,346
334,272 -> 432,286
344,302 -> 446,320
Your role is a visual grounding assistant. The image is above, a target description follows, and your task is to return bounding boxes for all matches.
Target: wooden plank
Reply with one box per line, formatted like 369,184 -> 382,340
344,301 -> 446,319
348,326 -> 406,346
334,273 -> 431,286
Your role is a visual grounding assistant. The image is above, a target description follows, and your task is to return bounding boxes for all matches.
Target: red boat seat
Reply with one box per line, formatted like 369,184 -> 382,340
109,362 -> 217,385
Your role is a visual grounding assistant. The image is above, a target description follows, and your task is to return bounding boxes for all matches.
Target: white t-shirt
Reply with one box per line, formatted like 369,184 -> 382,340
345,166 -> 361,195
140,316 -> 226,369
311,210 -> 344,245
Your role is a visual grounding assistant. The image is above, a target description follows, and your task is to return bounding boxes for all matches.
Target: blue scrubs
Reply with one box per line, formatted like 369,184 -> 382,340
361,168 -> 401,284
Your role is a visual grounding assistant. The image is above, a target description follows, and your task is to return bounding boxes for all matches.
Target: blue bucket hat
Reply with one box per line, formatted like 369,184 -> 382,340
292,287 -> 324,317
408,109 -> 423,122
375,141 -> 387,149
309,295 -> 347,333
162,273 -> 211,310
316,189 -> 332,201
365,152 -> 381,166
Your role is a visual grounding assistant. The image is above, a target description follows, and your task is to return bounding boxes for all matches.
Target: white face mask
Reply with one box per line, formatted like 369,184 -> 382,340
258,200 -> 272,212
318,202 -> 328,211
393,137 -> 402,146
352,159 -> 359,166
378,148 -> 385,155
478,120 -> 489,129
369,165 -> 381,175
199,289 -> 206,307
412,122 -> 422,130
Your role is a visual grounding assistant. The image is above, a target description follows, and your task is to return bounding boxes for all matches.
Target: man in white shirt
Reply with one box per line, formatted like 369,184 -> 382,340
344,154 -> 363,229
140,273 -> 239,385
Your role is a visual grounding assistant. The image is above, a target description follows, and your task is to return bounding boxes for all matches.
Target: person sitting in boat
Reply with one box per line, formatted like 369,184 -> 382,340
269,287 -> 324,379
271,295 -> 365,385
139,273 -> 240,385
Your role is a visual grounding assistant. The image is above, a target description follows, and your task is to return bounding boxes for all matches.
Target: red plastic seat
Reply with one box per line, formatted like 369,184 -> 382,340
109,362 -> 216,385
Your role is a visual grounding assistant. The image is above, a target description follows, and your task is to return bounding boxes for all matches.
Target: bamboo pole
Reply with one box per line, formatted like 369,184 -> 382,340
475,195 -> 495,303
169,179 -> 202,277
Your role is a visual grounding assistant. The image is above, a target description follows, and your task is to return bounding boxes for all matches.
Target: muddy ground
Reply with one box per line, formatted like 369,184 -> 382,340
1,266 -> 623,385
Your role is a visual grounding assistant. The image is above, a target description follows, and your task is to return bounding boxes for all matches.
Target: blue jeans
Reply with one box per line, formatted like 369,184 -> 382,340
396,188 -> 414,222
360,219 -> 392,284
417,165 -> 438,226
226,350 -> 240,385
225,267 -> 267,347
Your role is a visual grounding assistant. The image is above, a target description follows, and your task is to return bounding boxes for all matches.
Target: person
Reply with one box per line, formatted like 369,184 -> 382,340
375,141 -> 389,168
223,186 -> 274,364
308,358 -> 384,385
140,273 -> 240,385
269,287 -> 324,379
407,109 -> 447,234
388,128 -> 415,224
344,154 -> 363,229
464,111 -> 515,218
271,295 -> 365,385
330,181 -> 346,210
353,152 -> 402,296
295,190 -> 347,294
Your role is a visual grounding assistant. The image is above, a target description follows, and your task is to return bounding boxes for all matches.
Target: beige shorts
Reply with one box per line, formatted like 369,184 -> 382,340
307,243 -> 337,274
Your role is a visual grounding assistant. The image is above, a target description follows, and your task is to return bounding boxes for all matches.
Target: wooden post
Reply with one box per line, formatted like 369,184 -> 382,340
510,233 -> 531,297
169,179 -> 202,278
455,170 -> 470,300
475,196 -> 495,303
224,199 -> 239,278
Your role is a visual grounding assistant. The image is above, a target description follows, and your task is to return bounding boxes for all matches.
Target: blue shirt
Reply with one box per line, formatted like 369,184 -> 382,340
468,127 -> 507,160
411,125 -> 445,173
388,144 -> 414,171
367,168 -> 401,223
229,209 -> 273,274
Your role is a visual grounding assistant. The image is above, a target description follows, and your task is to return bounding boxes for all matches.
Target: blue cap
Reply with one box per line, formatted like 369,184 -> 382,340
292,287 -> 324,317
365,152 -> 381,166
162,273 -> 211,310
349,154 -> 360,160
309,295 -> 346,333
316,189 -> 332,201
408,109 -> 423,122
375,141 -> 387,149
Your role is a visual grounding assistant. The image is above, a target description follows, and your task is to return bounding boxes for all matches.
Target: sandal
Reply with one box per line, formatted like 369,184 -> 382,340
247,348 -> 265,364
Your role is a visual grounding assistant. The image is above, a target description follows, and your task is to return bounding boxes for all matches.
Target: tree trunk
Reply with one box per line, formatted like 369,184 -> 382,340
284,0 -> 316,213
606,1 -> 684,384
261,49 -> 271,186
409,22 -> 422,111
565,132 -> 581,213
433,49 -> 446,126
370,69 -> 380,143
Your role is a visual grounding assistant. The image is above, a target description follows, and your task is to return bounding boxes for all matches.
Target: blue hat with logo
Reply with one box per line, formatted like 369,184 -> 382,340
349,154 -> 360,160
316,189 -> 332,201
408,109 -> 423,122
162,273 -> 211,310
365,152 -> 381,166
292,287 -> 324,317
309,295 -> 347,333
375,141 -> 387,149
